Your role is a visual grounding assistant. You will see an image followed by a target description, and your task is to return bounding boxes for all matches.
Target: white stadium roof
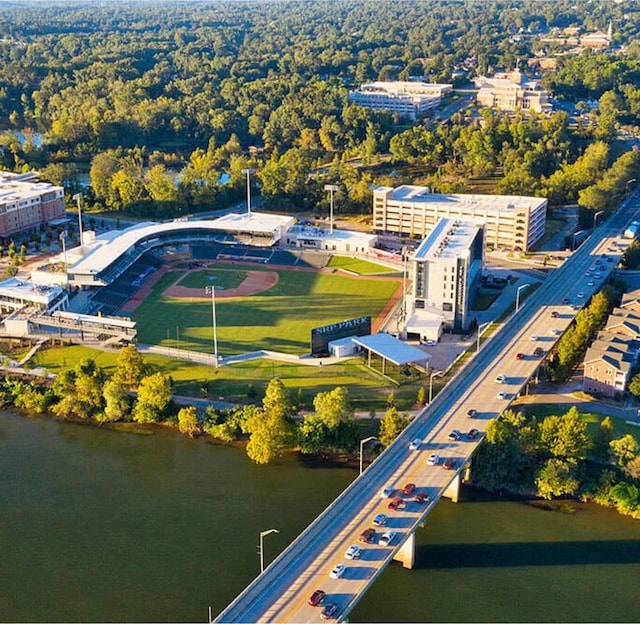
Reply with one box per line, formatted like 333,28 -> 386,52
352,333 -> 431,366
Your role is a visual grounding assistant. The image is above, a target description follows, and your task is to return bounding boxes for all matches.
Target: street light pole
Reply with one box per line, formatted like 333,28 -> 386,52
241,168 -> 255,218
593,210 -> 605,229
59,231 -> 68,289
476,321 -> 491,352
359,436 -> 378,475
72,193 -> 84,254
429,370 -> 444,404
259,528 -> 279,574
205,286 -> 218,367
516,283 -> 529,313
323,184 -> 339,235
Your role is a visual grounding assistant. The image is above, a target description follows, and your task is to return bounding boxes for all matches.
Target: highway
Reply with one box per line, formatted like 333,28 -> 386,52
215,191 -> 640,624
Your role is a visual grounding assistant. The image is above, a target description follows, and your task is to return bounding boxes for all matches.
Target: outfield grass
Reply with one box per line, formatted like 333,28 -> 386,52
133,264 -> 400,356
327,256 -> 398,275
178,268 -> 248,290
30,345 -> 418,409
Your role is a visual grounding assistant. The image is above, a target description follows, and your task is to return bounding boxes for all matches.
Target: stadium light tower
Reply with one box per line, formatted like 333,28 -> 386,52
324,184 -> 339,235
241,168 -> 255,218
205,286 -> 219,367
72,193 -> 84,253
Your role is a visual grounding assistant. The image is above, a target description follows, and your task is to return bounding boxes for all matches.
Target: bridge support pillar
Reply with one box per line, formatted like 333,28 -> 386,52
443,473 -> 461,503
393,530 -> 416,569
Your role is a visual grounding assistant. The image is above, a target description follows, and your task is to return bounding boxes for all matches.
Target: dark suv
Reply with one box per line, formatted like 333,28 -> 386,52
359,528 -> 376,543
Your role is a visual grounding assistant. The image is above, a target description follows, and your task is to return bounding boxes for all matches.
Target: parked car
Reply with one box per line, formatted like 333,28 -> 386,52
308,590 -> 326,607
378,530 -> 396,546
372,513 -> 387,527
468,428 -> 480,440
344,545 -> 361,560
402,483 -> 416,496
448,429 -> 461,441
329,563 -> 346,579
409,438 -> 422,451
443,457 -> 457,470
359,528 -> 376,544
427,453 -> 440,466
321,603 -> 338,620
388,496 -> 403,511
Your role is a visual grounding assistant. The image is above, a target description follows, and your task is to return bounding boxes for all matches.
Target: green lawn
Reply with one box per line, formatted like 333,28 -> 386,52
327,256 -> 398,275
30,345 -> 417,409
133,265 -> 400,356
177,268 -> 248,290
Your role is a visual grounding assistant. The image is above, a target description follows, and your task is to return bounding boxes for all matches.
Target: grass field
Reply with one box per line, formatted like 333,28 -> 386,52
178,268 -> 248,290
133,264 -> 400,356
326,256 -> 398,275
30,345 -> 417,409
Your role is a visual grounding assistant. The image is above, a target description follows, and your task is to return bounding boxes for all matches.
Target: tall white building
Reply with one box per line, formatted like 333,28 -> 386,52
348,81 -> 452,120
373,185 -> 547,251
405,218 -> 484,335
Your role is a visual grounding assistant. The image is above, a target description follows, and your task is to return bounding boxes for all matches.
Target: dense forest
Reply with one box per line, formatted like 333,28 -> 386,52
0,0 -> 640,220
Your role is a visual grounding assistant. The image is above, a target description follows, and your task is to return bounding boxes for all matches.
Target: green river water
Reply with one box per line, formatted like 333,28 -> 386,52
1,411 -> 638,623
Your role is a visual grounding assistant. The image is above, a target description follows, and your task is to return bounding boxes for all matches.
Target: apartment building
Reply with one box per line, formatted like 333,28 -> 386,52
0,171 -> 66,239
373,185 -> 546,251
347,81 -> 452,120
405,217 -> 484,334
473,69 -> 552,113
583,330 -> 637,398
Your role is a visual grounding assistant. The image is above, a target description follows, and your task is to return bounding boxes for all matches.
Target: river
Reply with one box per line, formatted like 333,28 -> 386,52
1,410 -> 638,622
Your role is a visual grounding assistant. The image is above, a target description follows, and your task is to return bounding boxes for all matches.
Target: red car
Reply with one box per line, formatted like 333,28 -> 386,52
359,528 -> 376,543
388,496 -> 403,510
414,492 -> 430,504
402,483 -> 416,496
516,353 -> 524,360
443,457 -> 457,470
308,589 -> 326,607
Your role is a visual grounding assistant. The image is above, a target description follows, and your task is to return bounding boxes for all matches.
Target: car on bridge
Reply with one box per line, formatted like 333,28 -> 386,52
414,492 -> 430,504
498,391 -> 508,399
427,453 -> 440,466
448,429 -> 461,441
380,485 -> 395,498
402,483 -> 416,496
329,563 -> 346,579
551,311 -> 559,318
467,408 -> 477,418
495,373 -> 506,383
378,530 -> 396,546
516,352 -> 524,360
443,457 -> 457,470
468,428 -> 480,440
344,545 -> 362,560
388,497 -> 403,511
372,513 -> 387,527
307,590 -> 326,607
533,346 -> 545,357
409,438 -> 422,451
321,603 -> 338,620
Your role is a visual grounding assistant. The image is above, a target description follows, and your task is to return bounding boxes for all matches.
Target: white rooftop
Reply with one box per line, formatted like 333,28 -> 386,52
379,184 -> 546,212
414,218 -> 480,261
0,277 -> 64,304
352,333 -> 431,366
0,170 -> 62,205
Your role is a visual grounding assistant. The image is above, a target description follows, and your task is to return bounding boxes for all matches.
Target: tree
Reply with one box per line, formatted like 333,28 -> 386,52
101,378 -> 131,422
313,386 -> 352,429
177,406 -> 200,437
113,345 -> 148,389
245,405 -> 294,464
535,458 -> 580,500
628,372 -> 640,398
262,377 -> 294,418
539,407 -> 591,461
592,416 -> 615,460
379,406 -> 409,447
610,435 -> 640,467
132,372 -> 172,423
417,386 -> 427,406
297,415 -> 328,454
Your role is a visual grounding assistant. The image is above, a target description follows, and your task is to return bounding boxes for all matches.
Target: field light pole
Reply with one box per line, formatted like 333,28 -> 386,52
242,168 -> 255,218
259,528 -> 279,574
429,370 -> 444,404
59,231 -> 68,290
324,184 -> 339,235
72,193 -> 84,253
205,286 -> 218,367
359,436 -> 378,475
476,321 -> 491,352
572,230 -> 585,251
593,210 -> 605,229
516,283 -> 529,313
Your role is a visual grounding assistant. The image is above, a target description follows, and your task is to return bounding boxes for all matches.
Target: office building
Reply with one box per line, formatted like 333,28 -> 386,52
473,69 -> 552,113
373,185 -> 546,251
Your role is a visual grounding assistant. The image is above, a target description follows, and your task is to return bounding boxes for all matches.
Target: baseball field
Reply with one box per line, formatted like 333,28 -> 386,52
132,263 -> 402,357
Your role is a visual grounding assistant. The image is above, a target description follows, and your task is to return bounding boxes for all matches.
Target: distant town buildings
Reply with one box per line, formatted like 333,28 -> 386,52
540,24 -> 612,50
404,217 -> 484,335
373,185 -> 547,251
347,81 -> 453,120
473,69 -> 552,113
0,171 -> 66,239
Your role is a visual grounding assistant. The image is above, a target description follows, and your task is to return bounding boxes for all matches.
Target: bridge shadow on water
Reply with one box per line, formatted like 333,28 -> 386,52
416,539 -> 640,569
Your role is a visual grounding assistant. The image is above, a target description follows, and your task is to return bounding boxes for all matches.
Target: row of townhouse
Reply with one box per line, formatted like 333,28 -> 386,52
582,290 -> 640,398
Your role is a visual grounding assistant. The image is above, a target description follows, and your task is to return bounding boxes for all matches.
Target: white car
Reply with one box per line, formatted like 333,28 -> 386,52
329,563 -> 346,579
587,281 -> 595,286
577,292 -> 585,298
409,438 -> 422,451
344,545 -> 361,560
427,453 -> 440,466
372,513 -> 387,527
378,531 -> 396,546
495,373 -> 506,383
380,485 -> 395,498
498,391 -> 508,399
530,334 -> 539,341
551,328 -> 562,335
